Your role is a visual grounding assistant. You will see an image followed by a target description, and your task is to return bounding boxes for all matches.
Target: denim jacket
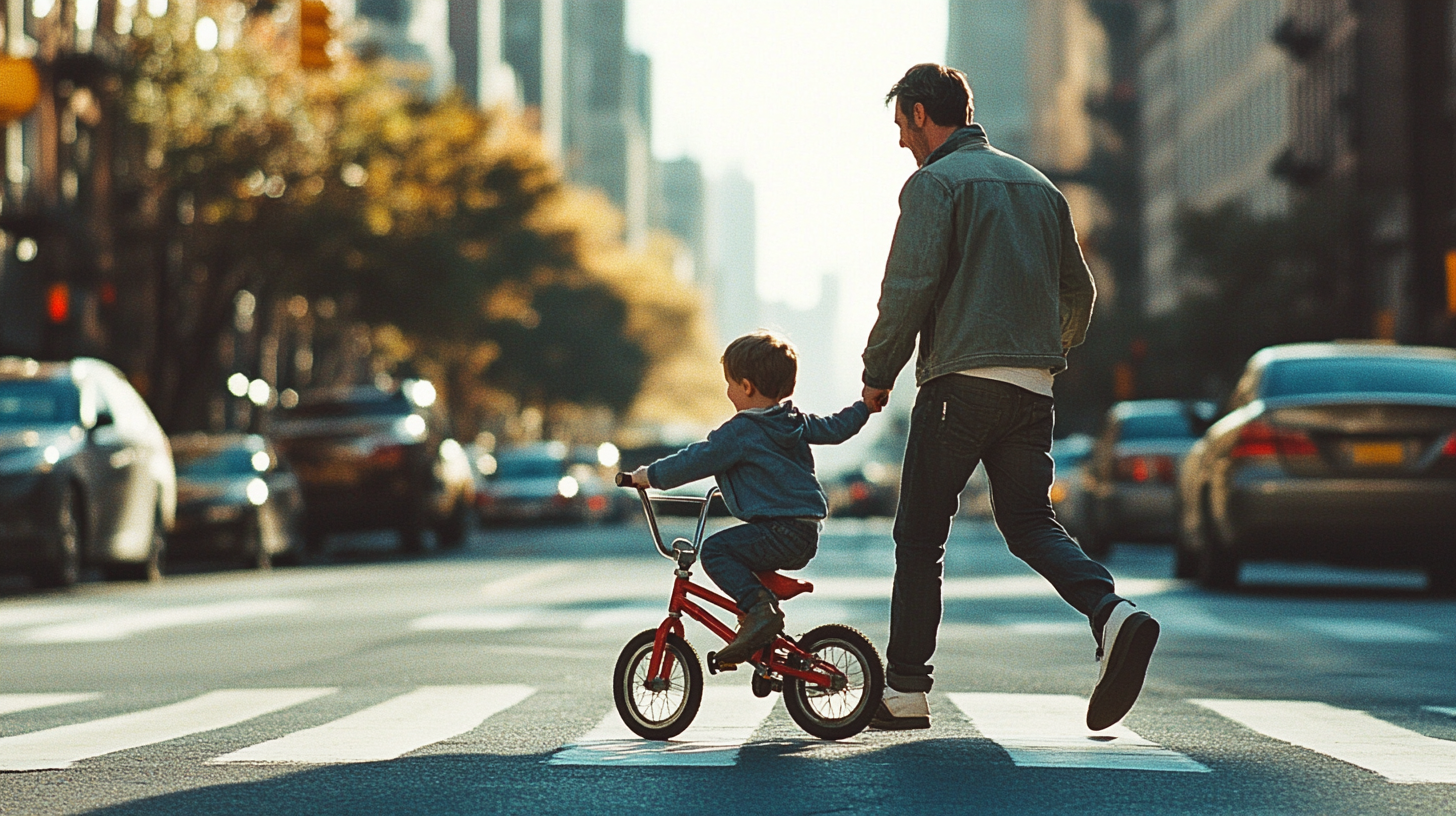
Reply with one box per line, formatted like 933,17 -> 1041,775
647,400 -> 870,519
861,124 -> 1096,390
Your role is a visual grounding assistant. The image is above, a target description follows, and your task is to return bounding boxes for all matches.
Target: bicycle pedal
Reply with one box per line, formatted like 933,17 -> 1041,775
706,651 -> 738,674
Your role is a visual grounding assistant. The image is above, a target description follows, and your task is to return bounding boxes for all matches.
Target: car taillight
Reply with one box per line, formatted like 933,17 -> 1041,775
1230,420 -> 1318,459
1114,455 -> 1176,484
1442,433 -> 1456,457
367,444 -> 406,468
849,483 -> 871,502
587,495 -> 608,512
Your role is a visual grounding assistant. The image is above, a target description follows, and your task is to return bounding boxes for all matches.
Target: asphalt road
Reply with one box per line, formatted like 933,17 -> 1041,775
1,512 -> 1454,815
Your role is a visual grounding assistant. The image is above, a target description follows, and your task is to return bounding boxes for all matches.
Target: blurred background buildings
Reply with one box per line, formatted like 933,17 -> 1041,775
6,0 -> 1456,439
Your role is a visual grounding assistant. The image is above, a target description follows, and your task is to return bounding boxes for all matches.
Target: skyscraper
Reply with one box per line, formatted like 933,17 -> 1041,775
707,168 -> 758,346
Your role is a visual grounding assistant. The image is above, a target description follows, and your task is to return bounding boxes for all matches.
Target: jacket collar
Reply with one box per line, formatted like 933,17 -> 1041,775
923,123 -> 989,167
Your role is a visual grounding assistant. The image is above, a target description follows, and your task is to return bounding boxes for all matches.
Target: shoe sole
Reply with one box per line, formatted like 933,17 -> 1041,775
1086,611 -> 1159,731
869,716 -> 931,731
868,702 -> 930,731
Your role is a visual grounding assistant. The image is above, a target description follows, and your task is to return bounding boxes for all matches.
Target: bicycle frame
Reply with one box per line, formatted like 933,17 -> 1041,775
628,485 -> 843,691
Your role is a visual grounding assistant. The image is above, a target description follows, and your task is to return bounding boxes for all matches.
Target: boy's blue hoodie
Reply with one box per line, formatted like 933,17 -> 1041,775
647,400 -> 871,519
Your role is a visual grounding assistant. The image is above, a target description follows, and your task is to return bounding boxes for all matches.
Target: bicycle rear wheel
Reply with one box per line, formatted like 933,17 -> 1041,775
784,624 -> 884,740
613,629 -> 703,740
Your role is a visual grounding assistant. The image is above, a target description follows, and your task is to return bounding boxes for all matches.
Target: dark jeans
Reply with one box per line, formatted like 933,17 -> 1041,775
888,375 -> 1123,693
700,518 -> 820,609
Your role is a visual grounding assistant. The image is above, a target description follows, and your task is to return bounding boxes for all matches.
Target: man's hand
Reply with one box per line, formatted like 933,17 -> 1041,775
862,386 -> 891,413
630,466 -> 651,488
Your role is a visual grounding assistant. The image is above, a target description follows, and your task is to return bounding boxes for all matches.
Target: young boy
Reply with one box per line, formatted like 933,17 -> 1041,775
630,331 -> 871,664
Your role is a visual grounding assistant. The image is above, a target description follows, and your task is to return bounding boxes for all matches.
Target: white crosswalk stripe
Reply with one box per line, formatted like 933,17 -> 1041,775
550,686 -> 778,766
0,689 -> 334,771
0,693 -> 100,716
212,685 -> 535,764
948,693 -> 1209,773
13,599 -> 313,644
1193,699 -> 1456,784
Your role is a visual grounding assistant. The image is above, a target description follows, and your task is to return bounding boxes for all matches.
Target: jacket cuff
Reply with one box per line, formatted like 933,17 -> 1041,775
862,370 -> 896,391
646,463 -> 661,489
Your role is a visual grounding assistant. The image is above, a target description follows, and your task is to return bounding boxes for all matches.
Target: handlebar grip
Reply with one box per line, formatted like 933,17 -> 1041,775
615,472 -> 636,487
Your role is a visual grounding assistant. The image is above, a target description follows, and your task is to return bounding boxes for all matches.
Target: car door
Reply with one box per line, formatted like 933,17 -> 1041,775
92,368 -> 162,562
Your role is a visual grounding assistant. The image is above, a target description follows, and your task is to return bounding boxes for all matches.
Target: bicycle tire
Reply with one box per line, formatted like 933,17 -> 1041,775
613,629 -> 703,740
783,624 -> 884,740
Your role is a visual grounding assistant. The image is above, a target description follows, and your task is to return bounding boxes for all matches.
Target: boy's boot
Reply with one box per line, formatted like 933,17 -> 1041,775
716,589 -> 784,665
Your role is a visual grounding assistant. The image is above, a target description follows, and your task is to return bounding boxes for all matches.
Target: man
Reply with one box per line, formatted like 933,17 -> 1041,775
860,63 -> 1158,732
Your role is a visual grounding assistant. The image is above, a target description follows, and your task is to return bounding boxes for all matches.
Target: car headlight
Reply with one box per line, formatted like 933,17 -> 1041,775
393,414 -> 428,441
246,478 -> 269,506
557,475 -> 579,499
0,444 -> 62,475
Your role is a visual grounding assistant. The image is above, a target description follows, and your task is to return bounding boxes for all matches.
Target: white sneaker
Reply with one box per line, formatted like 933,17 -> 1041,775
1087,601 -> 1160,731
870,688 -> 931,731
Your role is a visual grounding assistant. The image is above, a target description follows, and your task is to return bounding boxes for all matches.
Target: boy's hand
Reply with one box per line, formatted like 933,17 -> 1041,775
862,386 -> 891,413
630,466 -> 651,488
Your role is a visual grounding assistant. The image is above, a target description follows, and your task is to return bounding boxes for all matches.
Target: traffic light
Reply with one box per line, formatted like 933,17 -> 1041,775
0,56 -> 41,124
299,0 -> 333,70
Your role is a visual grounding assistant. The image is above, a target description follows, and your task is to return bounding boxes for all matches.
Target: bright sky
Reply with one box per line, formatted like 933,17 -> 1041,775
626,0 -> 948,417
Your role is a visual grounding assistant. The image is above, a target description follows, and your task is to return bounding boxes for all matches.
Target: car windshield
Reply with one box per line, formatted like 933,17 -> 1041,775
494,456 -> 564,479
174,446 -> 257,477
1263,357 -> 1456,398
283,392 -> 409,419
0,381 -> 79,425
1118,413 -> 1196,440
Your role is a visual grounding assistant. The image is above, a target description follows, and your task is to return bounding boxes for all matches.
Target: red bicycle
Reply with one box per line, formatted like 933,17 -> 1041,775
611,473 -> 884,741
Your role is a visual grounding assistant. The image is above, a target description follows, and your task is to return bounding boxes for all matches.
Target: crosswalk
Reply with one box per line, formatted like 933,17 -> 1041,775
2,689 -> 1453,781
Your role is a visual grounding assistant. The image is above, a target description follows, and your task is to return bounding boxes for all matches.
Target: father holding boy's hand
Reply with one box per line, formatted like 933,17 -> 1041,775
860,63 -> 1159,732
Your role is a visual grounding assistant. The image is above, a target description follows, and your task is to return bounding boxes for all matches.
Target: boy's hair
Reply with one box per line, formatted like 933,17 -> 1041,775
722,331 -> 797,400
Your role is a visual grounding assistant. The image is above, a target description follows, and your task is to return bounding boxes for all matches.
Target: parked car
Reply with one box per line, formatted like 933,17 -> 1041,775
1049,433 -> 1095,536
270,381 -> 474,553
170,433 -> 303,568
616,443 -> 728,516
475,441 -> 616,524
1078,400 -> 1216,557
0,357 -> 175,587
1176,342 -> 1456,592
828,461 -> 899,518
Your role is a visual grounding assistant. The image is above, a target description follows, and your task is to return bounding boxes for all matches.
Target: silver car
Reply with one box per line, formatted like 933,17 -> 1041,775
1076,400 -> 1214,557
1175,342 -> 1456,592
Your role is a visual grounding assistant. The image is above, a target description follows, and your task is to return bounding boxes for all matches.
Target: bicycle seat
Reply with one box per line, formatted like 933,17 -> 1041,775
754,571 -> 813,601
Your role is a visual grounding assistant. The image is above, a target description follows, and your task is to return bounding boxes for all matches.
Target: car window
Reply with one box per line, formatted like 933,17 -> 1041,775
284,392 -> 411,419
175,447 -> 257,476
493,456 -> 565,479
1117,412 -> 1196,440
1262,357 -> 1456,398
0,381 -> 79,425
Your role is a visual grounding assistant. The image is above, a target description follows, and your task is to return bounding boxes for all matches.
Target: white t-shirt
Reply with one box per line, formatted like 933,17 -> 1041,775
955,366 -> 1055,397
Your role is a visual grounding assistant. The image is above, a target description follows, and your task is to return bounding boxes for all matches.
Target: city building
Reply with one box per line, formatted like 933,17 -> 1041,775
655,156 -> 707,285
1137,0 -> 1291,315
946,0 -> 1033,157
706,167 -> 757,346
497,0 -> 653,243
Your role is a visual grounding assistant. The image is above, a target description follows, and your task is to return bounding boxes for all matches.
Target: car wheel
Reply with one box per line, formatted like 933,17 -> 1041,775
1172,533 -> 1199,580
32,486 -> 82,589
1427,561 -> 1456,597
104,507 -> 166,583
241,509 -> 272,571
435,497 -> 470,550
1077,520 -> 1111,559
1197,502 -> 1240,590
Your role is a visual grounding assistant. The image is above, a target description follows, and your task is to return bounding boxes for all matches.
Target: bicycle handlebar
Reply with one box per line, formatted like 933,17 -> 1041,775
616,472 -> 719,560
614,472 -> 635,487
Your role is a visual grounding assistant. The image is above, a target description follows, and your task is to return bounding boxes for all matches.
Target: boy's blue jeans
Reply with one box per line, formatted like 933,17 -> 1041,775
888,375 -> 1125,693
700,518 -> 820,609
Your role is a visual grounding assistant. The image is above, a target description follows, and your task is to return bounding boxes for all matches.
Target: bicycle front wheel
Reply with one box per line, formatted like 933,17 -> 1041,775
784,624 -> 884,740
613,628 -> 703,740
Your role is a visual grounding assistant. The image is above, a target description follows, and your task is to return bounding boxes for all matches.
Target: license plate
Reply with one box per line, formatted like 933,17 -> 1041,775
296,461 -> 359,485
1349,441 -> 1406,466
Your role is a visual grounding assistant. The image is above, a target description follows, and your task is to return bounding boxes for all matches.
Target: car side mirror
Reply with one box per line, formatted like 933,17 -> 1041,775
92,411 -> 115,429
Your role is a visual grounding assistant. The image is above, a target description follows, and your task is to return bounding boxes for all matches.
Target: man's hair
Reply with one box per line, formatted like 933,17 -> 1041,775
886,63 -> 973,128
722,331 -> 797,401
